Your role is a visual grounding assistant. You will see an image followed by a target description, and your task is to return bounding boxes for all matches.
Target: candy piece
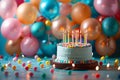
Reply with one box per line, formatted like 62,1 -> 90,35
27,64 -> 32,68
50,68 -> 54,74
25,66 -> 29,71
68,71 -> 72,75
27,61 -> 31,64
8,62 -> 12,67
1,67 -> 4,71
83,74 -> 88,79
37,57 -> 41,62
100,56 -> 105,60
18,59 -> 22,64
29,72 -> 34,77
46,61 -> 50,66
4,71 -> 8,76
15,72 -> 19,77
34,67 -> 37,71
13,57 -> 18,61
40,64 -> 44,68
22,63 -> 26,67
34,55 -> 39,60
41,73 -> 46,79
12,65 -> 16,70
99,62 -> 103,66
95,73 -> 100,79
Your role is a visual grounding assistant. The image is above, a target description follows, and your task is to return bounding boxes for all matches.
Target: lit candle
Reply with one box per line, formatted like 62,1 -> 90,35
68,30 -> 70,43
63,31 -> 65,43
64,30 -> 67,43
72,63 -> 75,68
84,33 -> 87,45
80,30 -> 82,44
72,31 -> 74,46
52,64 -> 56,68
106,63 -> 110,69
75,30 -> 79,45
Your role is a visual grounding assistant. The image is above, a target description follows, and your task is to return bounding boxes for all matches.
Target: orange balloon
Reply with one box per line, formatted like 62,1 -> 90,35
113,26 -> 120,40
95,37 -> 116,56
52,16 -> 67,39
58,0 -> 71,3
5,37 -> 22,56
30,0 -> 41,10
71,2 -> 91,24
81,18 -> 101,40
17,3 -> 38,25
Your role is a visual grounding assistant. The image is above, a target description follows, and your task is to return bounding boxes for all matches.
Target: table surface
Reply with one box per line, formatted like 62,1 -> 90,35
0,57 -> 120,80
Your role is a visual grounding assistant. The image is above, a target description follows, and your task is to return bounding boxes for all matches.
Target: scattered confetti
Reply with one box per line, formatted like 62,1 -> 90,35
25,66 -> 29,71
68,70 -> 72,75
18,59 -> 22,64
41,73 -> 46,79
22,63 -> 26,67
12,65 -> 16,71
34,67 -> 37,71
29,72 -> 34,77
95,73 -> 100,79
46,61 -> 50,66
15,72 -> 19,77
50,68 -> 54,74
40,64 -> 44,68
4,71 -> 9,76
37,57 -> 41,62
83,74 -> 88,79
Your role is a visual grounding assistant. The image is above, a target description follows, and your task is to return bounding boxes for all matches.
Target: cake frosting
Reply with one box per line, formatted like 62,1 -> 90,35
55,43 -> 93,63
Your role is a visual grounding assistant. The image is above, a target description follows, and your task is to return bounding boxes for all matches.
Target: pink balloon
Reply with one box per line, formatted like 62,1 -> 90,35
94,0 -> 119,16
21,36 -> 39,57
1,18 -> 22,40
15,0 -> 24,6
21,26 -> 31,37
0,0 -> 17,19
60,3 -> 72,16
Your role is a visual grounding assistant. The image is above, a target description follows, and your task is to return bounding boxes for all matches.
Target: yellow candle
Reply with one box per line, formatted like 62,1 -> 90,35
63,31 -> 65,43
68,31 -> 70,43
84,33 -> 87,45
72,31 -> 74,46
64,30 -> 67,43
80,30 -> 82,44
75,30 -> 79,45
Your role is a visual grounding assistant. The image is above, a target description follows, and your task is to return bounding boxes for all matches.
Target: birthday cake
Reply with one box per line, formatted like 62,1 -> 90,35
55,43 -> 93,63
52,30 -> 98,70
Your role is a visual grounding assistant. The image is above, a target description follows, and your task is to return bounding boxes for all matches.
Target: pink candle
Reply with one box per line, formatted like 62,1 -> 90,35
75,30 -> 79,45
80,30 -> 82,44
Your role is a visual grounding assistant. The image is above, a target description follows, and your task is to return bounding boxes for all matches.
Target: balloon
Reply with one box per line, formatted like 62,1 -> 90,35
41,40 -> 57,57
5,37 -> 22,56
31,22 -> 46,38
58,0 -> 71,3
94,0 -> 119,16
113,26 -> 120,40
60,3 -> 72,16
80,0 -> 99,18
95,37 -> 116,56
21,26 -> 31,37
16,3 -> 38,24
96,15 -> 107,24
24,0 -> 30,2
102,17 -> 119,37
36,16 -> 47,23
39,0 -> 59,20
0,0 -> 17,19
0,17 -> 4,27
36,48 -> 44,57
21,36 -> 39,57
30,0 -> 41,10
71,0 -> 80,4
115,9 -> 120,22
81,18 -> 101,40
52,16 -> 67,39
1,18 -> 22,40
15,0 -> 24,6
71,2 -> 91,24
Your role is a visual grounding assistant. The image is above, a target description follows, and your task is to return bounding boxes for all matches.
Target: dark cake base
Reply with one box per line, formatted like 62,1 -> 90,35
51,60 -> 98,70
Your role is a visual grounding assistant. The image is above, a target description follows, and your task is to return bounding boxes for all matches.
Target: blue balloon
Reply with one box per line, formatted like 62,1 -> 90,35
102,17 -> 119,37
36,48 -> 44,57
71,0 -> 80,4
31,22 -> 46,38
39,0 -> 59,20
79,0 -> 99,18
24,0 -> 30,2
41,40 -> 57,57
0,17 -> 3,26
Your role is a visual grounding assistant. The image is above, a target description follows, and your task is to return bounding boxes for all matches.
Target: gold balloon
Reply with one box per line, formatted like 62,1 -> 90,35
71,2 -> 91,24
52,16 -> 67,39
30,0 -> 41,10
95,36 -> 116,56
58,0 -> 71,3
17,3 -> 38,25
81,18 -> 101,40
5,37 -> 22,56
